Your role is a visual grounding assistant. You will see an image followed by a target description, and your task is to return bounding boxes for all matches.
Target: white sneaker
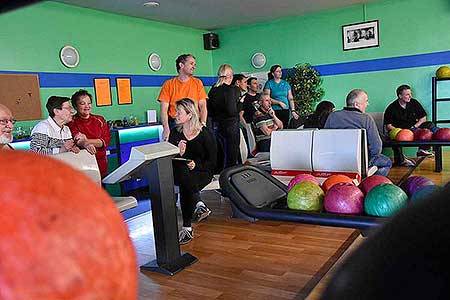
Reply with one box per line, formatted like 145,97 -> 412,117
178,228 -> 194,245
417,149 -> 434,157
401,158 -> 416,167
193,205 -> 211,223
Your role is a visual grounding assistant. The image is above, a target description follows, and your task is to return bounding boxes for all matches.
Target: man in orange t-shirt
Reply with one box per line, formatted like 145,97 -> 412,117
158,54 -> 208,141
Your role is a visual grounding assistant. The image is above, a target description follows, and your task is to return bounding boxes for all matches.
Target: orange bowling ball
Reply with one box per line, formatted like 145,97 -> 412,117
0,151 -> 137,300
322,174 -> 354,192
396,129 -> 414,141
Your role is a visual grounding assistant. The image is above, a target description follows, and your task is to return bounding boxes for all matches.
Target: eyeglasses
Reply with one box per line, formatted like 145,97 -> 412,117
60,106 -> 74,112
0,118 -> 16,125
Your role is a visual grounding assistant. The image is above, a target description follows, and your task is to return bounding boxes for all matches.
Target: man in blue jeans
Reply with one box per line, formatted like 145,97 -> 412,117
325,89 -> 392,176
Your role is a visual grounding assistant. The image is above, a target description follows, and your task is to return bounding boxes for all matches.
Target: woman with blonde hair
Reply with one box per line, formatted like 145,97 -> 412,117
169,98 -> 217,244
207,64 -> 241,170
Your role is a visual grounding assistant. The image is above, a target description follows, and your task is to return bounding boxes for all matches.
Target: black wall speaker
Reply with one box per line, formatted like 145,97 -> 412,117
203,33 -> 219,50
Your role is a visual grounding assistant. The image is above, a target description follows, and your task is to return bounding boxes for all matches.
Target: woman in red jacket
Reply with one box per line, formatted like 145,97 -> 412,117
68,90 -> 111,177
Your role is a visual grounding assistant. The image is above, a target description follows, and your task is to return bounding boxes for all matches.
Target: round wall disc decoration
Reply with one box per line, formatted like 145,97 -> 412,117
148,53 -> 162,71
60,45 -> 80,68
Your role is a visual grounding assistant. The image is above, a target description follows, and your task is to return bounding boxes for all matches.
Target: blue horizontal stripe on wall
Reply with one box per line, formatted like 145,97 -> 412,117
0,70 -> 217,88
1,50 -> 449,87
313,50 -> 450,76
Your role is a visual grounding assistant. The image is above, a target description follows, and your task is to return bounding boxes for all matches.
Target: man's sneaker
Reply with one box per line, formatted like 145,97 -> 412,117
417,149 -> 434,157
193,205 -> 211,223
179,228 -> 193,245
401,157 -> 416,167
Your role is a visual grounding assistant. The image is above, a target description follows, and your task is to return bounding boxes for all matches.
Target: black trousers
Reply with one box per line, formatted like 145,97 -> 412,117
215,118 -> 240,169
274,109 -> 290,129
173,162 -> 212,227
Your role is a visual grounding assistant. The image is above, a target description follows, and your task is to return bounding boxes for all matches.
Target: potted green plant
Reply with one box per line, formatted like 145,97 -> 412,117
285,63 -> 324,116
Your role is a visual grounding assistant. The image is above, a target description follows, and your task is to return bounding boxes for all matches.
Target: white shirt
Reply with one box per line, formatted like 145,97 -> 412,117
30,117 -> 72,155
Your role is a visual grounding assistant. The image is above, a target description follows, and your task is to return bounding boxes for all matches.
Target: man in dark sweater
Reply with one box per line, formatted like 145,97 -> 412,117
325,89 -> 392,176
384,84 -> 434,167
238,77 -> 260,125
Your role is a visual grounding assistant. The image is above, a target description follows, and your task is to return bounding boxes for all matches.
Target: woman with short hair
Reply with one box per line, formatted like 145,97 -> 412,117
68,89 -> 111,177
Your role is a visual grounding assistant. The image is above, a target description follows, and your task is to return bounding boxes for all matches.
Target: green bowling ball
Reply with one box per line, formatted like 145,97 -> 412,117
287,181 -> 324,211
364,184 -> 407,217
389,128 -> 402,140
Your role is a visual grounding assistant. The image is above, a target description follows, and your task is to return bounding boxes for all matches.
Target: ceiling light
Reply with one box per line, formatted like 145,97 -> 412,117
143,1 -> 159,7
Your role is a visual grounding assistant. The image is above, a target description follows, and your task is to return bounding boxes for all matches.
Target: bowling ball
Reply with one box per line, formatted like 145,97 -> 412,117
414,128 -> 433,141
0,151 -> 137,300
358,175 -> 393,195
396,129 -> 414,141
401,175 -> 435,196
287,181 -> 324,211
433,128 -> 450,141
436,65 -> 450,79
322,174 -> 354,192
364,184 -> 408,217
287,174 -> 319,191
324,183 -> 364,214
389,128 -> 402,140
410,185 -> 443,202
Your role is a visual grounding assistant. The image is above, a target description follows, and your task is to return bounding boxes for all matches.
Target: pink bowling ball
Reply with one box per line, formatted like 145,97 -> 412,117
287,174 -> 320,191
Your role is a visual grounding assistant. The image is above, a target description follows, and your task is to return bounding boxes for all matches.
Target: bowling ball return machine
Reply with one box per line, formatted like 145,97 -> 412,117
219,129 -> 385,232
219,165 -> 383,232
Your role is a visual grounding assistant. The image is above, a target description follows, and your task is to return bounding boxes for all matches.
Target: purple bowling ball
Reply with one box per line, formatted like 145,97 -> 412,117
287,174 -> 320,191
324,183 -> 364,215
401,176 -> 435,197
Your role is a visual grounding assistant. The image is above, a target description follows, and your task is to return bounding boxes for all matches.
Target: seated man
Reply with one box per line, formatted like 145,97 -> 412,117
31,96 -> 80,155
252,94 -> 283,152
325,89 -> 392,176
0,104 -> 15,150
384,84 -> 434,167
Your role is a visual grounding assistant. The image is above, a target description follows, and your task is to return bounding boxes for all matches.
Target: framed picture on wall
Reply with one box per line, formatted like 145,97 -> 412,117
342,20 -> 379,51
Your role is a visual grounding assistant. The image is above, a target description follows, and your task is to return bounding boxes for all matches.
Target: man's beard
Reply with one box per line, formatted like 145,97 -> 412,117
0,134 -> 13,144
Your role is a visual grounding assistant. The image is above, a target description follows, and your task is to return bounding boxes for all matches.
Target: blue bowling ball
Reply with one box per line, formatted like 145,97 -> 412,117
431,126 -> 440,133
410,185 -> 443,202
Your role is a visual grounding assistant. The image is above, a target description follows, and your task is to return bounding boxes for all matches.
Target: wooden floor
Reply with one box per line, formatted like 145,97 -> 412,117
127,153 -> 450,300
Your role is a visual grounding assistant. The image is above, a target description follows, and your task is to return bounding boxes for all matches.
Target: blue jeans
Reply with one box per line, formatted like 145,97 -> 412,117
369,153 -> 392,176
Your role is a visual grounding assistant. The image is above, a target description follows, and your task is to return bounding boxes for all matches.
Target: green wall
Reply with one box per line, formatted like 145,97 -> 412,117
0,1 -> 213,130
213,0 -> 450,116
2,0 -> 450,132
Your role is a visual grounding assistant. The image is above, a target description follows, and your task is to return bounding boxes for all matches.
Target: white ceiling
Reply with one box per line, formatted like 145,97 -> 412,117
55,0 -> 379,30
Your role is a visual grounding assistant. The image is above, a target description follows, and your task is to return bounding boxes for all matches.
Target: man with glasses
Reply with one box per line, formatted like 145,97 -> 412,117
0,104 -> 15,150
325,89 -> 392,176
30,96 -> 80,155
